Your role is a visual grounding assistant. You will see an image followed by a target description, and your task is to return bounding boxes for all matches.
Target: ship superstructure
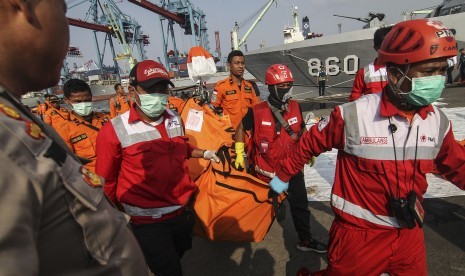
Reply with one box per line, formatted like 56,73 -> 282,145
245,0 -> 465,100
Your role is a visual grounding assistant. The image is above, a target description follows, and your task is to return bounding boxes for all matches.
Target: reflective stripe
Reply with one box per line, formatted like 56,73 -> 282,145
341,101 -> 360,152
349,146 -> 439,160
342,93 -> 447,160
111,109 -> 184,148
436,107 -> 450,148
331,194 -> 399,228
123,204 -> 181,218
254,165 -> 275,179
112,115 -> 162,148
364,63 -> 387,84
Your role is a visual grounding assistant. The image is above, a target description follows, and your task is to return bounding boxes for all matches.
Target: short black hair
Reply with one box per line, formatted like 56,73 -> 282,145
114,83 -> 122,91
227,50 -> 244,63
374,26 -> 393,51
63,79 -> 91,99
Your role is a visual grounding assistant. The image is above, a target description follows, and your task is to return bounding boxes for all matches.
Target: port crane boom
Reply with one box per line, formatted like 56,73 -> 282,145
232,0 -> 275,50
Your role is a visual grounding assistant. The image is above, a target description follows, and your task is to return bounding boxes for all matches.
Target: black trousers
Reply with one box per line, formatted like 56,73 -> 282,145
461,66 -> 465,82
131,209 -> 195,276
318,81 -> 326,96
288,171 -> 312,242
447,66 -> 454,84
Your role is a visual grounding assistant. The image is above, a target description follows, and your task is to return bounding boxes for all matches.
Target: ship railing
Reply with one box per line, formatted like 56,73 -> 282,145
98,79 -> 119,86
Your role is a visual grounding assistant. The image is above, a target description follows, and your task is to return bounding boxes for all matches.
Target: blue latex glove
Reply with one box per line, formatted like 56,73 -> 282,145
269,176 -> 289,194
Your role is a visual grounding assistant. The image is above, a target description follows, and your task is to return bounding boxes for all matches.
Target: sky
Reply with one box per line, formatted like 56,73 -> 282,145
65,0 -> 441,71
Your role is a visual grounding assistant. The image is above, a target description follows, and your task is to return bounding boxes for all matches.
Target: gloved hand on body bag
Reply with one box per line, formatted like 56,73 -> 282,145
203,150 -> 220,163
269,176 -> 289,194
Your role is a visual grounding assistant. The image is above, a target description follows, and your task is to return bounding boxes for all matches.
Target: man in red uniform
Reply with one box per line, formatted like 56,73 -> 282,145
109,83 -> 131,118
235,64 -> 326,253
349,26 -> 393,102
56,79 -> 110,172
96,60 -> 219,276
211,50 -> 259,129
270,19 -> 465,275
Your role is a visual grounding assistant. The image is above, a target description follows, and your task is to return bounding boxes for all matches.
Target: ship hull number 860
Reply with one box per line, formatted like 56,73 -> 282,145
307,55 -> 360,76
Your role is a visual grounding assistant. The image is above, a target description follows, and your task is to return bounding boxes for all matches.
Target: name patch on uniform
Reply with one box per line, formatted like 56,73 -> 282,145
288,117 -> 298,125
360,137 -> 387,145
226,90 -> 236,95
71,133 -> 88,144
262,121 -> 272,126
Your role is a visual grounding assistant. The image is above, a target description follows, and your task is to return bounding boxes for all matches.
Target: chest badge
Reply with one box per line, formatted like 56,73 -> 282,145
0,103 -> 21,120
80,166 -> 103,188
26,121 -> 45,140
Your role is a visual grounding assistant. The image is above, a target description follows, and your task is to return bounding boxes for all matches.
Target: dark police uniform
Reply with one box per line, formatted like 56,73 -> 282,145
0,88 -> 148,276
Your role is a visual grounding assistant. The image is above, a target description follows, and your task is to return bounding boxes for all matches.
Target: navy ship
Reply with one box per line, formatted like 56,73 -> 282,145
245,0 -> 465,100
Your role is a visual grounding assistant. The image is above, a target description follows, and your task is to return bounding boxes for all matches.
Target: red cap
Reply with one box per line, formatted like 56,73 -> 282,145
378,19 -> 457,65
129,60 -> 174,88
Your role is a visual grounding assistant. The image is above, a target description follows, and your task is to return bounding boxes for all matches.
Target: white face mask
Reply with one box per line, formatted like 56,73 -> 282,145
72,102 -> 93,116
136,92 -> 168,118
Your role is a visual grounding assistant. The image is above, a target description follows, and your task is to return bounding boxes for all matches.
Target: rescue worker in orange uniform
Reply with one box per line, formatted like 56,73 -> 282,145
349,26 -> 393,102
43,95 -> 69,129
56,79 -> 110,171
36,99 -> 48,120
211,50 -> 259,129
168,93 -> 186,113
109,83 -> 131,118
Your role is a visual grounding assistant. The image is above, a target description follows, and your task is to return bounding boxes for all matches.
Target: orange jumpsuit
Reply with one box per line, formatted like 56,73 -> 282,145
56,112 -> 110,171
167,96 -> 186,113
43,107 -> 70,130
211,77 -> 259,129
109,94 -> 131,118
36,103 -> 48,120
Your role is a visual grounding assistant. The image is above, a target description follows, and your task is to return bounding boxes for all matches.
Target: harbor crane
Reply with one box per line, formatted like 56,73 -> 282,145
66,0 -> 149,80
127,0 -> 211,71
231,0 -> 276,50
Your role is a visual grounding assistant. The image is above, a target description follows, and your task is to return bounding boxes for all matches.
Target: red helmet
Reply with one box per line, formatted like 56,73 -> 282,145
378,19 -> 457,65
265,64 -> 294,85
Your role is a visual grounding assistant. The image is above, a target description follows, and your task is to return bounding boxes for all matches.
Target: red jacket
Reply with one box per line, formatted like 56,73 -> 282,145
277,91 -> 465,229
96,106 -> 196,224
252,100 -> 302,181
349,60 -> 388,102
